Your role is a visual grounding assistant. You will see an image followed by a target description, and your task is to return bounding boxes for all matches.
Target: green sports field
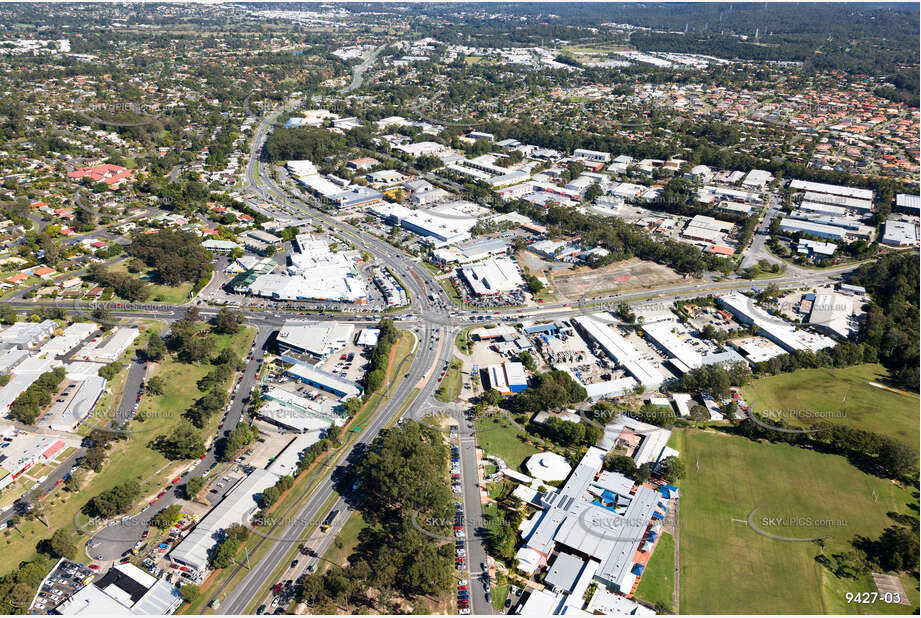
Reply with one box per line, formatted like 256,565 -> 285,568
741,364 -> 919,450
674,429 -> 919,615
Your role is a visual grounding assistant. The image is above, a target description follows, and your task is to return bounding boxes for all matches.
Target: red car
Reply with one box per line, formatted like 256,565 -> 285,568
172,477 -> 180,484
55,479 -> 63,486
157,491 -> 166,499
201,454 -> 206,459
88,564 -> 99,571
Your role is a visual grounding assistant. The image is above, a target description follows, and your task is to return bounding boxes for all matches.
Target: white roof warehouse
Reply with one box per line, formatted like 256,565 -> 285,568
169,469 -> 280,574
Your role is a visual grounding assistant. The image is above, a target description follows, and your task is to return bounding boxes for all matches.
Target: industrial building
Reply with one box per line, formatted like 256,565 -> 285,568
573,148 -> 611,163
169,469 -> 280,574
257,386 -> 344,433
572,314 -> 665,390
741,169 -> 774,189
881,218 -> 920,247
0,432 -> 67,491
718,293 -> 836,353
285,362 -> 362,399
779,217 -> 846,241
789,179 -> 874,202
430,237 -> 510,265
75,327 -> 139,363
797,238 -> 838,259
38,322 -> 96,357
681,215 -> 734,244
44,374 -> 106,432
368,202 -> 477,247
326,185 -> 384,210
0,319 -> 56,349
55,562 -> 183,615
460,257 -> 525,295
276,320 -> 354,361
807,289 -> 854,340
895,193 -> 920,215
484,361 -> 528,395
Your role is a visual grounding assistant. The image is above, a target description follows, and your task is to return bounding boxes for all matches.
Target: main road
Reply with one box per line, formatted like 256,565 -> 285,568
210,98 -> 497,615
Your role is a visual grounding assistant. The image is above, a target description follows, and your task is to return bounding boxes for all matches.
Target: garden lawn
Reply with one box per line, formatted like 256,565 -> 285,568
475,414 -> 540,472
674,428 -> 918,615
741,364 -> 919,451
634,531 -> 674,611
435,356 -> 463,403
108,262 -> 194,304
0,325 -> 254,579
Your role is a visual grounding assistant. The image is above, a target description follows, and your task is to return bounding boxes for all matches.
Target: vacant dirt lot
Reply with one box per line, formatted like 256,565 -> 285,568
549,257 -> 690,300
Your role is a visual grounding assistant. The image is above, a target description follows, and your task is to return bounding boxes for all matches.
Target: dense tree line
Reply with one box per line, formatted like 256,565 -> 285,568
85,263 -> 149,302
10,367 -> 66,424
848,252 -> 920,391
736,418 -> 917,483
218,422 -> 258,462
209,523 -> 249,569
151,420 -> 205,460
129,229 -> 213,286
301,421 -> 453,610
84,480 -> 141,519
530,416 -> 601,448
0,557 -> 53,614
507,370 -> 588,414
363,318 -> 399,396
263,126 -> 347,163
671,362 -> 752,399
257,475 -> 294,510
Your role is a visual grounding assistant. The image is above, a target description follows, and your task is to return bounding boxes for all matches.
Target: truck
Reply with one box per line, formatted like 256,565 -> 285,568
320,509 -> 339,533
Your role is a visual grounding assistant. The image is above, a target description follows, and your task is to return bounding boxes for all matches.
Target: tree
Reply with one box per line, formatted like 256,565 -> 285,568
146,335 -> 167,361
688,404 -> 710,421
877,439 -> 917,481
518,351 -> 536,371
482,389 -> 503,406
657,456 -> 686,483
98,361 -> 124,381
151,504 -> 183,529
523,273 -> 544,294
632,463 -> 653,484
0,304 -> 17,324
92,307 -> 113,330
185,476 -> 206,499
213,307 -> 244,334
42,529 -> 76,559
152,421 -> 205,460
604,453 -> 637,477
146,376 -> 165,395
85,481 -> 141,518
508,370 -> 587,413
179,584 -> 200,605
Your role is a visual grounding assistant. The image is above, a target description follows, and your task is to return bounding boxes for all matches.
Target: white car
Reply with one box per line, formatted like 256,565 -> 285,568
459,608 -> 470,615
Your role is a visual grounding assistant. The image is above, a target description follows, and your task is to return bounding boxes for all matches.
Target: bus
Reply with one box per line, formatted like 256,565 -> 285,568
320,509 -> 339,533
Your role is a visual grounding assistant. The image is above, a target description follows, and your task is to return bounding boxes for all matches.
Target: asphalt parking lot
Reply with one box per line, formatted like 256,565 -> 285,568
30,558 -> 96,614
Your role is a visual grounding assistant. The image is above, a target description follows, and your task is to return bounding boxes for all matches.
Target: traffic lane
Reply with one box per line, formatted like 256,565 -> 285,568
457,413 -> 491,616
219,333 -> 433,613
113,358 -> 147,425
